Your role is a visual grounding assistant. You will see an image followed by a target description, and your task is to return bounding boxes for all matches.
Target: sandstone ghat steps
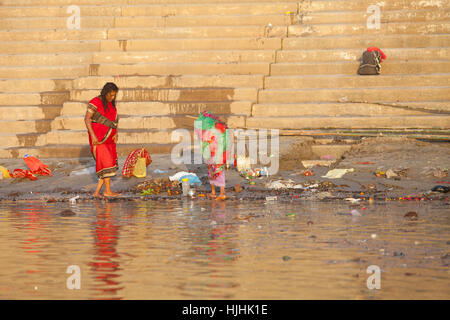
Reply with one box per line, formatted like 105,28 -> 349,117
0,0 -> 449,159
251,0 -> 450,130
3,47 -> 450,67
2,9 -> 448,30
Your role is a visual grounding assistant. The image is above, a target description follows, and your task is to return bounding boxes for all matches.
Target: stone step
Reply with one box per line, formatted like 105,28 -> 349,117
0,79 -> 72,93
394,101 -> 450,113
70,87 -> 258,102
61,101 -> 253,117
1,1 -> 447,17
2,132 -> 55,148
92,50 -> 276,64
246,115 -> 450,130
100,38 -> 281,51
0,6 -> 122,18
283,34 -> 450,50
0,16 -> 115,30
288,22 -> 450,37
49,143 -> 175,158
1,114 -> 243,150
0,92 -> 69,106
0,53 -> 93,67
1,134 -> 23,148
259,87 -> 450,104
0,62 -> 269,79
0,29 -> 108,41
73,75 -> 264,90
51,114 -> 246,131
0,2 -> 298,18
0,120 -> 53,134
106,26 -> 286,40
1,40 -> 100,55
0,93 -> 40,106
264,74 -> 450,89
91,62 -> 270,77
42,129 -> 177,145
276,48 -> 450,63
299,0 -> 448,12
0,106 -> 63,120
2,0 -> 301,4
0,143 -> 175,159
312,138 -> 359,145
270,61 -> 450,75
0,14 -> 294,30
301,9 -> 450,24
310,144 -> 353,159
120,3 -> 298,16
115,14 -> 292,28
252,103 -> 433,117
267,128 -> 450,140
0,65 -> 90,79
3,48 -> 447,69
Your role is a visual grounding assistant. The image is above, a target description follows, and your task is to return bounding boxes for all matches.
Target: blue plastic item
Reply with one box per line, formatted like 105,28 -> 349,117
179,174 -> 202,186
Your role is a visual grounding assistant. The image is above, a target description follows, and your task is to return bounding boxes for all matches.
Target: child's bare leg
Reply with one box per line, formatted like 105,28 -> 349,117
93,179 -> 104,198
103,177 -> 121,197
207,185 -> 217,199
215,186 -> 226,201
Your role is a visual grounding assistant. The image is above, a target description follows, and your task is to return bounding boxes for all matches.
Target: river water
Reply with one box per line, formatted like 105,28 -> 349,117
0,199 -> 448,300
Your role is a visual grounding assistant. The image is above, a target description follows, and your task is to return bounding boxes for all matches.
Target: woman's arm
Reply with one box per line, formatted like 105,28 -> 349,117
112,115 -> 118,143
84,110 -> 99,145
112,130 -> 118,143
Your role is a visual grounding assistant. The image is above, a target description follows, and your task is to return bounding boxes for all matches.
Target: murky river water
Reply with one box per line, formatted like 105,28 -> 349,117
0,199 -> 448,300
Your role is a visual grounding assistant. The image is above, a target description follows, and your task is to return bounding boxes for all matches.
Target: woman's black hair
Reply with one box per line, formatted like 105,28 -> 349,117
99,82 -> 119,112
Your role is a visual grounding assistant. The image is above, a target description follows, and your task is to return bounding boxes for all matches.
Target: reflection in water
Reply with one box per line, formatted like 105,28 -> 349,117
207,201 -> 239,263
205,201 -> 240,297
21,205 -> 49,255
0,199 -> 448,299
89,201 -> 123,299
175,200 -> 241,299
19,205 -> 50,284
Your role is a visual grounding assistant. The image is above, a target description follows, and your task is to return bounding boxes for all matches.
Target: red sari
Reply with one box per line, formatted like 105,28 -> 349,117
88,97 -> 118,179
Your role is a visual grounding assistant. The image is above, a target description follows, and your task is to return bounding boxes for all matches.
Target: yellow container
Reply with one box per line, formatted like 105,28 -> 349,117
0,166 -> 11,178
132,156 -> 147,178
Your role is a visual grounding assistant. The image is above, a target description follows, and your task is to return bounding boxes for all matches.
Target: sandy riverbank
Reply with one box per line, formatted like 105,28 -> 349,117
0,137 -> 448,202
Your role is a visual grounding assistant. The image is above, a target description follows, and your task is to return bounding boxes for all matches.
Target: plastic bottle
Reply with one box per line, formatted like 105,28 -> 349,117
182,178 -> 190,196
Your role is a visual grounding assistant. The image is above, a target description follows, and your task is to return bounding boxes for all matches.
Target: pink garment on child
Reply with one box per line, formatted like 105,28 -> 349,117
209,168 -> 225,187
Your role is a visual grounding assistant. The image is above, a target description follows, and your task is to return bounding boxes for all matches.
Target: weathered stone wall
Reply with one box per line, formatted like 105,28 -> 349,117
0,0 -> 449,158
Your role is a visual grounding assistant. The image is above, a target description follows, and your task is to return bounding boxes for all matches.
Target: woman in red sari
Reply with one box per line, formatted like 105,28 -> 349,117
84,82 -> 121,198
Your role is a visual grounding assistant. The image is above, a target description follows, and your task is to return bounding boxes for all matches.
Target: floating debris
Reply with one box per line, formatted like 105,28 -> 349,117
404,211 -> 419,220
59,209 -> 76,217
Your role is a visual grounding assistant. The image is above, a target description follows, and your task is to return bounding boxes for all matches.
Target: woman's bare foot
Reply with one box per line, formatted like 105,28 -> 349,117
93,192 -> 104,199
207,193 -> 217,199
103,191 -> 122,198
215,194 -> 226,201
